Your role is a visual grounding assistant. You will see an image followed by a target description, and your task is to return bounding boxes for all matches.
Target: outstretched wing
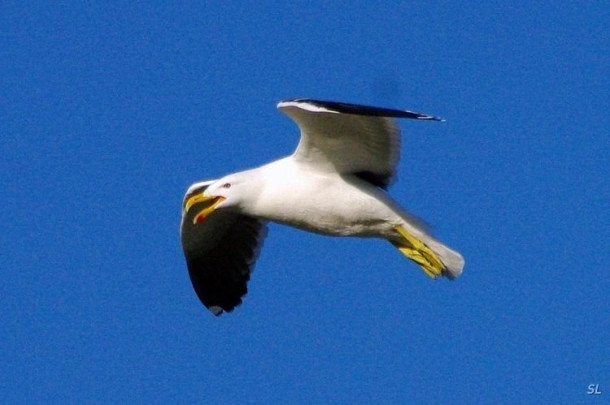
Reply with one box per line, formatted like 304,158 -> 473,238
277,99 -> 442,189
180,182 -> 267,316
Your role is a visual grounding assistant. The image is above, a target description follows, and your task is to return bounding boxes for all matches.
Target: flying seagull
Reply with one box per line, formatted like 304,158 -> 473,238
180,99 -> 464,316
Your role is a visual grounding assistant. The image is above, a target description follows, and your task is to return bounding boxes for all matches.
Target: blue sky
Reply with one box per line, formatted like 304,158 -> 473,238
2,2 -> 608,404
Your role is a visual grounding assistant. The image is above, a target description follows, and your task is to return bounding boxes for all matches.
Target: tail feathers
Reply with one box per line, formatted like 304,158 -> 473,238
426,239 -> 464,279
393,225 -> 464,279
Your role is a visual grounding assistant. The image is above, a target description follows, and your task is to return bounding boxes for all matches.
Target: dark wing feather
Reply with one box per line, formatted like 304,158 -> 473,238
287,99 -> 443,121
181,184 -> 267,316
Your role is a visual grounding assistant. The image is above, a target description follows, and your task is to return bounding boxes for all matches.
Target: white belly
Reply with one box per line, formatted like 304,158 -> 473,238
249,160 -> 401,238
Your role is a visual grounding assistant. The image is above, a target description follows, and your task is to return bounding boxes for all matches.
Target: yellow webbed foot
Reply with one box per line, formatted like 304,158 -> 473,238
393,225 -> 445,279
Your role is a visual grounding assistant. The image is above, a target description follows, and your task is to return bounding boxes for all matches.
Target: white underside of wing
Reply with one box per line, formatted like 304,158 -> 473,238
278,100 -> 401,188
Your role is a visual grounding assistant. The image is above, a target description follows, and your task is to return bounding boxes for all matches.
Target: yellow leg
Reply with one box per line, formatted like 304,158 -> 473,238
393,225 -> 445,279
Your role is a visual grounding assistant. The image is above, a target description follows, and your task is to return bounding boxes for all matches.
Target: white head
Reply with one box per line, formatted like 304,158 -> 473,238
183,171 -> 259,224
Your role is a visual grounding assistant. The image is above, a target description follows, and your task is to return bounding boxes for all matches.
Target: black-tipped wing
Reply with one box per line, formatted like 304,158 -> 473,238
283,99 -> 444,120
277,99 -> 442,189
180,183 -> 267,316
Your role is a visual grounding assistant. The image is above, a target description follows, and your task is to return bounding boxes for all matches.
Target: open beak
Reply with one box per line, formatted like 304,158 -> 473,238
184,193 -> 226,224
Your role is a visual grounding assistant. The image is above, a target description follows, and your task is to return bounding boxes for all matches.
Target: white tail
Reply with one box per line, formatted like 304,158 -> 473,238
425,238 -> 465,279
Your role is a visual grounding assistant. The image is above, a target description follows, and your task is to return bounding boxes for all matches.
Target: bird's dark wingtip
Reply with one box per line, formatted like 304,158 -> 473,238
420,115 -> 445,122
280,98 -> 444,121
209,306 -> 224,316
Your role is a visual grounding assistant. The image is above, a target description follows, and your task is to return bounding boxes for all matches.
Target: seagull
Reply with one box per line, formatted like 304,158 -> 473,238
180,99 -> 464,316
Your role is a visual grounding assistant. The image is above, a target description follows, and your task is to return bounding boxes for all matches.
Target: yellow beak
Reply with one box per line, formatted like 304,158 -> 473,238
184,193 -> 226,224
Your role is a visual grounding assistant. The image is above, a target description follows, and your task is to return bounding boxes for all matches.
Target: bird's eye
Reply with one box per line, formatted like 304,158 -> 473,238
222,183 -> 231,189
